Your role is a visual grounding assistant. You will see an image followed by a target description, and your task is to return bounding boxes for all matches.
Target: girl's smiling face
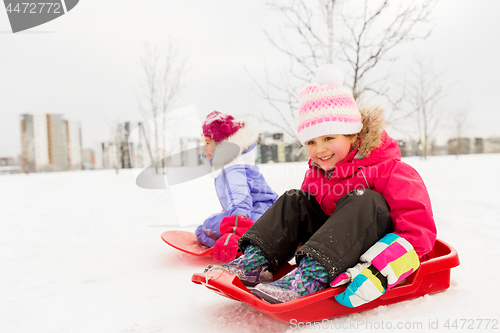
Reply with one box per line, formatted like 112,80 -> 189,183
305,134 -> 355,171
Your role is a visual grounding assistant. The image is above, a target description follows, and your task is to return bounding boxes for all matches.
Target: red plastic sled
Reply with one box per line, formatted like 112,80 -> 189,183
161,230 -> 213,256
192,239 -> 460,323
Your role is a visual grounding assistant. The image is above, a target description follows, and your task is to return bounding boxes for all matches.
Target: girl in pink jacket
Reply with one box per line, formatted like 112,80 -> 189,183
205,64 -> 437,307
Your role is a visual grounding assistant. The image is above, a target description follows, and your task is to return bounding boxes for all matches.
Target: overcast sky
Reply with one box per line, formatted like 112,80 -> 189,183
1,0 -> 499,157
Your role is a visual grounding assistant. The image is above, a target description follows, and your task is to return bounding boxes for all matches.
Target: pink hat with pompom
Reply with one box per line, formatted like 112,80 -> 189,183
297,64 -> 362,145
202,111 -> 244,142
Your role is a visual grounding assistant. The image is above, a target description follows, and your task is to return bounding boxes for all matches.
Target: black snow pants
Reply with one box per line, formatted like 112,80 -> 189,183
238,188 -> 393,282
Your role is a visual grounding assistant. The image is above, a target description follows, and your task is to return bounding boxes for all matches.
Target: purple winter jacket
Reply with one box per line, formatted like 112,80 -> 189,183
195,145 -> 278,247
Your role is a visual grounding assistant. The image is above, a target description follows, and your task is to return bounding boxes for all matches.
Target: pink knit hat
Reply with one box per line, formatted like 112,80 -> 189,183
202,111 -> 244,142
297,64 -> 362,144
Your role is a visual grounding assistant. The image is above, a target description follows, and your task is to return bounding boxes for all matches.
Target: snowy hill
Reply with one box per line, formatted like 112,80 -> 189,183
1,154 -> 499,332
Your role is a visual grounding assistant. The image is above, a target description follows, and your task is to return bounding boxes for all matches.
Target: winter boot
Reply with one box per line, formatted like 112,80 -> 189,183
204,244 -> 273,287
252,256 -> 329,303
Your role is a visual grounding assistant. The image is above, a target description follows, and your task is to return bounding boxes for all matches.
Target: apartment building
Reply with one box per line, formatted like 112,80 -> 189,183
21,114 -> 82,172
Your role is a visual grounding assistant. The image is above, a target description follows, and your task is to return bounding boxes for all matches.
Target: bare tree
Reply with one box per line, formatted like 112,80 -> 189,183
21,124 -> 35,174
113,121 -> 122,174
249,0 -> 436,143
103,117 -> 124,174
339,0 -> 436,101
407,58 -> 446,159
137,41 -> 187,172
449,106 -> 471,157
20,115 -> 39,174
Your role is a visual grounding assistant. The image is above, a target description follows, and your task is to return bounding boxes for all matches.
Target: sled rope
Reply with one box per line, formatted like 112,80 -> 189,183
204,265 -> 219,284
204,244 -> 270,285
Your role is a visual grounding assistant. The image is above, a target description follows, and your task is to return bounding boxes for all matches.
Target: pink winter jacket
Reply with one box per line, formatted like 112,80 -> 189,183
300,130 -> 437,260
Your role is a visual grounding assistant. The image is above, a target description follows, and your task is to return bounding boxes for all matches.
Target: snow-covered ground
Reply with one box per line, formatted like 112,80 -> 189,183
1,154 -> 499,333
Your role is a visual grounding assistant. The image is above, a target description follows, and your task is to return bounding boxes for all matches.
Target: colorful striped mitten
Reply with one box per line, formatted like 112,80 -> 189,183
331,233 -> 420,308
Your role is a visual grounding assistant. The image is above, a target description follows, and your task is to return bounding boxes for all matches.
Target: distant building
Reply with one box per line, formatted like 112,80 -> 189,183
396,139 -> 422,157
484,137 -> 500,154
66,120 -> 83,170
21,114 -> 82,173
285,142 -> 307,162
0,157 -> 16,166
119,121 -> 147,169
82,149 -> 96,170
473,138 -> 484,154
117,121 -> 135,169
257,132 -> 308,163
448,138 -> 470,155
0,157 -> 21,174
258,132 -> 282,163
447,137 -> 486,155
397,140 -> 409,157
95,142 -> 120,170
430,145 -> 448,156
95,121 -> 155,170
179,137 -> 203,167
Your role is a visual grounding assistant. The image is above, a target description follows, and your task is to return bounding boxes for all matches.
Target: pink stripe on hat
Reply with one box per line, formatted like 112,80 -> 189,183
299,95 -> 358,115
297,65 -> 362,144
297,114 -> 362,132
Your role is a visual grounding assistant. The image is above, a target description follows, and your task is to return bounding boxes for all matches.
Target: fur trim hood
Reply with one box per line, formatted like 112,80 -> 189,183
211,115 -> 259,167
354,105 -> 387,157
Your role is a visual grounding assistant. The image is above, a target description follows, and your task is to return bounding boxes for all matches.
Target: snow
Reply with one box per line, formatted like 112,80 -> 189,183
1,154 -> 499,332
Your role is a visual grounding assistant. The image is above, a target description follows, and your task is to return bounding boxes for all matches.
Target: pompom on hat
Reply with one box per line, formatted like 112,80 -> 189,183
202,111 -> 244,142
297,64 -> 362,145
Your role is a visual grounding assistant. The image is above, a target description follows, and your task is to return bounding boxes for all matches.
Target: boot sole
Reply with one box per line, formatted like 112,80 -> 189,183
252,288 -> 283,304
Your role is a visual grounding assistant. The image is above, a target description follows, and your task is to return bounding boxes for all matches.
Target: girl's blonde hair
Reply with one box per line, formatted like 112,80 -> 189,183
345,134 -> 359,151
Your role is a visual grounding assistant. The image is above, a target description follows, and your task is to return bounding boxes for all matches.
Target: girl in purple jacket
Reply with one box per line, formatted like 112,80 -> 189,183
205,65 -> 437,307
195,111 -> 278,263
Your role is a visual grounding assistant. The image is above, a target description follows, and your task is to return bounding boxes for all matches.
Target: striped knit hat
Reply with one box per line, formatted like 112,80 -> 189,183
297,64 -> 362,145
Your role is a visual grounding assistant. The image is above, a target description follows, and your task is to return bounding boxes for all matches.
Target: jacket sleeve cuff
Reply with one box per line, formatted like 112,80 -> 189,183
219,215 -> 254,236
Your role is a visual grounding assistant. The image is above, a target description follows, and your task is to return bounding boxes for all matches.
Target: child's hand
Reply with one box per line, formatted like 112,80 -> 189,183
213,215 -> 254,263
213,234 -> 239,263
332,233 -> 420,308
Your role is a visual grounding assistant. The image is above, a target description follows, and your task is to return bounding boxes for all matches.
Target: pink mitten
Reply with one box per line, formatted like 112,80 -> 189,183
213,216 -> 253,262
